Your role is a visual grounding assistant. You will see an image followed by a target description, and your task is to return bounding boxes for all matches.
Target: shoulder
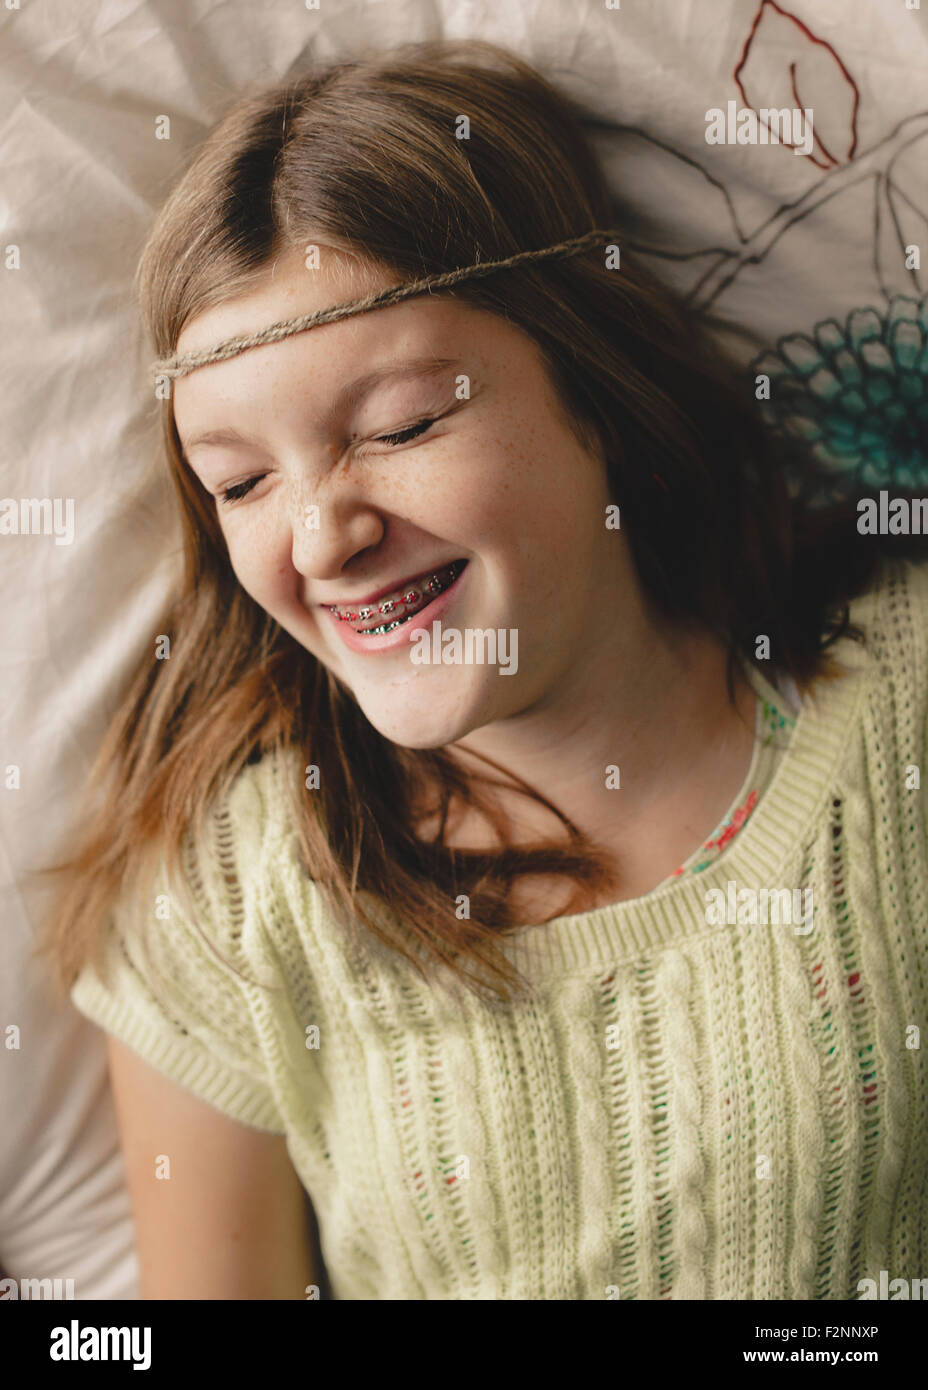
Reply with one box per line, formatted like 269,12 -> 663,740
205,744 -> 305,859
177,744 -> 307,945
224,743 -> 307,829
846,554 -> 928,743
889,555 -> 928,720
894,552 -> 928,619
70,749 -> 300,1133
835,553 -> 928,657
98,744 -> 309,989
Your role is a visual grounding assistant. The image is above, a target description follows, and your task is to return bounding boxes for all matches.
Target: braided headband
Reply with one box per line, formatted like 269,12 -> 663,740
152,227 -> 622,383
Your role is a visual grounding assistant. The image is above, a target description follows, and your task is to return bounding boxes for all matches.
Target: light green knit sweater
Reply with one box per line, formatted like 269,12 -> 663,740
71,556 -> 928,1300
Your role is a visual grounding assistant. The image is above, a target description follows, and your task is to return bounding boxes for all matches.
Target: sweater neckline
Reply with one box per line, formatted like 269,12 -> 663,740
649,672 -> 767,888
500,611 -> 879,981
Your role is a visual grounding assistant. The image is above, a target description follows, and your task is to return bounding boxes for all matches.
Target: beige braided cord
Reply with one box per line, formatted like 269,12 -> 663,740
152,227 -> 622,382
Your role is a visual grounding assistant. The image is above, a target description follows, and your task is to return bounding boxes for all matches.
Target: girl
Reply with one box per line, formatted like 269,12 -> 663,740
40,38 -> 928,1300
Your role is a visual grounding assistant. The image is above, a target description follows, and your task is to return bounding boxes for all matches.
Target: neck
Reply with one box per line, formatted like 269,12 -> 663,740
444,561 -> 758,896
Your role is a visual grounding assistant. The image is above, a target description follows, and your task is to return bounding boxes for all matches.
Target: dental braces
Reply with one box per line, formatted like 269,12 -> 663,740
330,561 -> 464,634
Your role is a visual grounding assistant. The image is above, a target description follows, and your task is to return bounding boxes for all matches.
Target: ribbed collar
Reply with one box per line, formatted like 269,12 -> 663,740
500,583 -> 882,981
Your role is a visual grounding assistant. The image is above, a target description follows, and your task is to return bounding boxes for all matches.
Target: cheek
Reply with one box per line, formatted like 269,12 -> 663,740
405,433 -> 528,539
223,521 -> 291,608
451,430 -> 599,555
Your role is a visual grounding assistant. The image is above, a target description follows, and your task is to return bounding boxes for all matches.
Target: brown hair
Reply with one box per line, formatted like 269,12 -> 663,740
36,37 -> 928,1005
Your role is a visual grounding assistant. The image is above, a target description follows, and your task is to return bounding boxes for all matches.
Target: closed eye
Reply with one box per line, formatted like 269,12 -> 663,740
217,418 -> 437,506
374,417 -> 436,447
219,475 -> 266,505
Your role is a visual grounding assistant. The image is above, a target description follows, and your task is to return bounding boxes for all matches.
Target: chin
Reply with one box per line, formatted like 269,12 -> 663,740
356,686 -> 489,751
364,711 -> 474,751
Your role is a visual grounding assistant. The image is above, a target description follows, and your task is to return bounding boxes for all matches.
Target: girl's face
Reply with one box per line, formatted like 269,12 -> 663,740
172,244 -> 624,749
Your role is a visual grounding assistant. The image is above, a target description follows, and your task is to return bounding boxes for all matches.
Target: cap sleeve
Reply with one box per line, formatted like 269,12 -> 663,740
70,759 -> 285,1134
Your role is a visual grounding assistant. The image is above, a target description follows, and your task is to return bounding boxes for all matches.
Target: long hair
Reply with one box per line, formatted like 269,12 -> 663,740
35,38 -> 928,1005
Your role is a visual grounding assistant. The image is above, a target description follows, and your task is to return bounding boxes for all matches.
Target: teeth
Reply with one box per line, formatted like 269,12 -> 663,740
355,614 -> 416,637
332,560 -> 464,635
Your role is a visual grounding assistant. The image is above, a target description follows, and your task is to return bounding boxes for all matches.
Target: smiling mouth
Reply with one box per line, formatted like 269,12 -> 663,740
327,559 -> 468,636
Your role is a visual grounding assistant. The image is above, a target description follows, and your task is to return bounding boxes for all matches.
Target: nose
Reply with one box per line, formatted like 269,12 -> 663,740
287,478 -> 384,584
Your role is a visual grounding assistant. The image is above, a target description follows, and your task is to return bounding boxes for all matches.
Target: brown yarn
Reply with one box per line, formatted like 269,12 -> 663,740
151,227 -> 622,382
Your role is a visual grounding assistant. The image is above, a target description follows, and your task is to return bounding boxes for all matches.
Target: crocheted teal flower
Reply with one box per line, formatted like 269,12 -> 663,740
752,294 -> 928,495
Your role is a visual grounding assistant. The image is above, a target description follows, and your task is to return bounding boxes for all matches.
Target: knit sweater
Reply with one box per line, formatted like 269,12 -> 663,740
71,555 -> 928,1300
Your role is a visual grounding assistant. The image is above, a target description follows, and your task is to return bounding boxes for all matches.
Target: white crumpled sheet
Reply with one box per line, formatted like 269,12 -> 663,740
1,0 -> 924,1298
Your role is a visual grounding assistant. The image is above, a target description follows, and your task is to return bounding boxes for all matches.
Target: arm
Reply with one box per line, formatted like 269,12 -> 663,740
107,1036 -> 318,1300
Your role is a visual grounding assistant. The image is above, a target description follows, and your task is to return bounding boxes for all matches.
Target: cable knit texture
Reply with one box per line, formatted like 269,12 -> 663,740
71,556 -> 928,1300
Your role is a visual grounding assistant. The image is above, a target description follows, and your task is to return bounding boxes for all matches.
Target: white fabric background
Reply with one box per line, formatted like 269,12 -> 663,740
1,0 -> 925,1299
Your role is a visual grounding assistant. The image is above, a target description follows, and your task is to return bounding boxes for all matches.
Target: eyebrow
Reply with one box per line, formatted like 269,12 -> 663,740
180,355 -> 461,456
